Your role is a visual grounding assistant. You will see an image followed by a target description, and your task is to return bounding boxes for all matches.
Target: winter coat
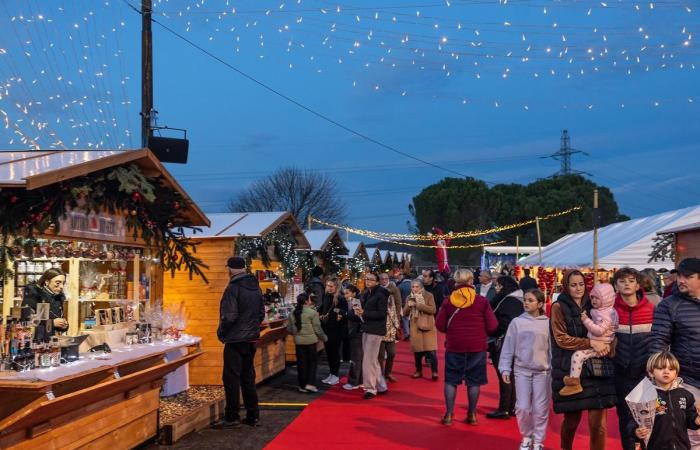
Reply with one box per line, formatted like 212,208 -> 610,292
492,289 -> 525,339
614,293 -> 655,381
583,298 -> 619,344
633,379 -> 700,450
477,283 -> 497,303
346,297 -> 363,339
360,286 -> 389,336
550,293 -> 617,413
307,277 -> 325,309
435,285 -> 498,353
319,293 -> 348,337
424,281 -> 448,312
649,287 -> 700,388
382,282 -> 403,320
22,283 -> 68,333
287,306 -> 328,346
403,291 -> 437,352
217,273 -> 266,344
498,313 -> 551,376
519,276 -> 539,292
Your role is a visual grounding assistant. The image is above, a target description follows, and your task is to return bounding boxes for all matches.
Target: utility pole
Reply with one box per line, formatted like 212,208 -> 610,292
543,130 -> 590,177
141,0 -> 153,148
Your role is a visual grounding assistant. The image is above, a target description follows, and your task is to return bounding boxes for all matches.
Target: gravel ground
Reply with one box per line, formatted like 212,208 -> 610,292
147,359 -> 344,450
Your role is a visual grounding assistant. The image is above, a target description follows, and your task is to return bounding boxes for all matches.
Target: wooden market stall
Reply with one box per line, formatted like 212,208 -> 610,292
657,221 -> 700,263
343,240 -> 370,288
163,211 -> 310,385
0,149 -> 209,449
302,229 -> 349,276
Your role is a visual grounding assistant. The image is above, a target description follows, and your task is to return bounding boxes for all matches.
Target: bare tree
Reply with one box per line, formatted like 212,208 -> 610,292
228,167 -> 346,226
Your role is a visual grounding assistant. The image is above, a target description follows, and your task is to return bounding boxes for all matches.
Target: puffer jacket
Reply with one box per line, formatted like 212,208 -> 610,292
649,286 -> 700,388
435,285 -> 498,353
614,292 -> 655,380
287,306 -> 328,345
22,283 -> 68,333
217,273 -> 266,344
360,286 -> 389,336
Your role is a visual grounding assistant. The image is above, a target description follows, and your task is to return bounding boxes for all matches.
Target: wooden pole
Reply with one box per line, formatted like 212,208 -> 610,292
593,189 -> 599,284
536,217 -> 543,266
307,215 -> 312,231
515,235 -> 520,263
141,0 -> 153,148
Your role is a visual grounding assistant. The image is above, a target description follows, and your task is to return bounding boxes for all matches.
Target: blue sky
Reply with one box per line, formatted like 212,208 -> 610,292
1,0 -> 698,237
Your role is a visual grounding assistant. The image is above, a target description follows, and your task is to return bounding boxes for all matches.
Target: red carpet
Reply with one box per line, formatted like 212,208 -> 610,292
266,339 -> 622,450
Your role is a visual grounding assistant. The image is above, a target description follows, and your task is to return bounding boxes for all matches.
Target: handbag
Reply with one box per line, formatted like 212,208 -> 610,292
582,357 -> 615,379
488,335 -> 505,354
417,312 -> 434,332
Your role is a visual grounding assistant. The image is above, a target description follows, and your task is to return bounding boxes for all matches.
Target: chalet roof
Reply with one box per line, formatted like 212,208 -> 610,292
303,229 -> 349,253
0,149 -> 208,226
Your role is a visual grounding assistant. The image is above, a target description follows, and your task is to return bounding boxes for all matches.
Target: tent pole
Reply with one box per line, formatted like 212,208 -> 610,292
536,217 -> 543,266
593,189 -> 599,284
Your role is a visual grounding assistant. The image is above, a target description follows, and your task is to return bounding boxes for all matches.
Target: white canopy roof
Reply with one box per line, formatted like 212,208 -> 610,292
303,229 -> 349,253
483,246 -> 540,255
344,241 -> 368,260
519,204 -> 700,270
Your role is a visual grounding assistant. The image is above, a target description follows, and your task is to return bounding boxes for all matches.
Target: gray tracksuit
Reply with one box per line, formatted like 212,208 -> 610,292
498,313 -> 551,445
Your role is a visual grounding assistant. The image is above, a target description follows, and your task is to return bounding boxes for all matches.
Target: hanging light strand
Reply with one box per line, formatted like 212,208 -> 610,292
312,205 -> 583,241
367,237 -> 507,249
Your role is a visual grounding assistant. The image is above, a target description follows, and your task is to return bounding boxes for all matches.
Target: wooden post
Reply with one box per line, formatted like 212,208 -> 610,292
141,0 -> 153,148
536,217 -> 543,266
515,235 -> 520,263
593,189 -> 599,284
307,215 -> 312,231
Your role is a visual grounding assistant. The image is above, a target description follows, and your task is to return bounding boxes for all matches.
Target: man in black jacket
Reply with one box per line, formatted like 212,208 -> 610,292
213,256 -> 265,429
518,268 -> 538,291
649,257 -> 700,448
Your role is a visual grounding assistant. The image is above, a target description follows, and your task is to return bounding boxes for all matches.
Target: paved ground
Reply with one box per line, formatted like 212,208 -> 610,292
147,361 -> 343,450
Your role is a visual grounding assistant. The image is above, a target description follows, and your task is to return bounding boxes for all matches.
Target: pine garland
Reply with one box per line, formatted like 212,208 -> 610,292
0,164 -> 208,282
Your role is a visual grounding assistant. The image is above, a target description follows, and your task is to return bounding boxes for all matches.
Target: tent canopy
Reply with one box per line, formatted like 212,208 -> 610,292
519,205 -> 700,270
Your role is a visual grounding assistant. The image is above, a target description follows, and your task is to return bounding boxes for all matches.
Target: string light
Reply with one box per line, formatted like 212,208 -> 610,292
367,236 -> 507,250
312,206 -> 583,241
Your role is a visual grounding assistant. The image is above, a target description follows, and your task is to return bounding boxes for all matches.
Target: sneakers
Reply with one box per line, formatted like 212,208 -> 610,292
298,387 -> 309,393
342,383 -> 361,390
363,392 -> 376,400
518,437 -> 532,450
486,410 -> 511,419
322,374 -> 340,385
241,417 -> 259,427
304,384 -> 319,393
411,371 -> 422,379
559,376 -> 583,396
211,418 -> 241,429
532,444 -> 543,450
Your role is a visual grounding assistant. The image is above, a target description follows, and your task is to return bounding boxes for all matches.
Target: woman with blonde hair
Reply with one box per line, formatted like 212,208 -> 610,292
403,279 -> 439,380
319,277 -> 347,386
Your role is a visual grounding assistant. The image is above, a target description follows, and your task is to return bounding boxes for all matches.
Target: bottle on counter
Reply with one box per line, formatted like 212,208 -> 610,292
40,340 -> 51,368
50,336 -> 61,367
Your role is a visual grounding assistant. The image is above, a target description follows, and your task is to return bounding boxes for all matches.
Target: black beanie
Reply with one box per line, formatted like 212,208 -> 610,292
227,256 -> 246,270
678,258 -> 700,276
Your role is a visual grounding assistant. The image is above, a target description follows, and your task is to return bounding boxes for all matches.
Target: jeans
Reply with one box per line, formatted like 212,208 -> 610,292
378,341 -> 396,377
414,350 -> 438,373
222,342 -> 259,422
324,332 -> 342,376
296,343 -> 318,388
401,316 -> 410,339
347,334 -> 363,386
560,409 -> 607,450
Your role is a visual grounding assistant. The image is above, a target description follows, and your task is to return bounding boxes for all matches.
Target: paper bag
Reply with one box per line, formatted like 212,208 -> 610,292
625,377 -> 658,446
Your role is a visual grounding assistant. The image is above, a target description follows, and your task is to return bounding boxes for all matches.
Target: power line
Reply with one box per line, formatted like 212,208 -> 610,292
122,0 -> 480,181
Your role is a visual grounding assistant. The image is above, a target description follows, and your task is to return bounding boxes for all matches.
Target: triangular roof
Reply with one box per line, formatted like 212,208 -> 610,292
304,229 -> 349,253
185,211 -> 310,249
0,149 -> 208,226
344,241 -> 369,260
379,250 -> 391,264
366,246 -> 382,264
519,204 -> 700,270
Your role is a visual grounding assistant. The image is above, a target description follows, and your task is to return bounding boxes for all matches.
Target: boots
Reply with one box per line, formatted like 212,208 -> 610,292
559,376 -> 583,396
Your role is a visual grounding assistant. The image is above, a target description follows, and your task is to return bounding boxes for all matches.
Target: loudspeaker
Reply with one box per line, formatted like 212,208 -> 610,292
148,136 -> 189,163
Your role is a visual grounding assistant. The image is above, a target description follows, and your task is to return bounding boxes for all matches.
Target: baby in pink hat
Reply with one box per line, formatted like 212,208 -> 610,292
560,283 -> 619,396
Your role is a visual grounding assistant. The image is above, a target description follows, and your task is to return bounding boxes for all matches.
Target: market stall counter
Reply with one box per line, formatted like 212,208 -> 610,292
0,337 -> 201,450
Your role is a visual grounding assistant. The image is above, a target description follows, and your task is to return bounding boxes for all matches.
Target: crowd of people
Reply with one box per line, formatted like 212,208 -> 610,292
214,254 -> 700,450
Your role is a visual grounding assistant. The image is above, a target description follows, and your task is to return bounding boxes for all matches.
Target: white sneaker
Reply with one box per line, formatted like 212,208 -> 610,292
531,444 -> 543,450
327,375 -> 340,385
321,375 -> 332,384
305,384 -> 319,392
518,438 -> 532,450
342,383 -> 361,390
298,387 -> 309,393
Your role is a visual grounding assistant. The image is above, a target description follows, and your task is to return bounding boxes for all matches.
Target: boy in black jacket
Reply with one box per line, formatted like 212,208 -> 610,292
634,351 -> 700,450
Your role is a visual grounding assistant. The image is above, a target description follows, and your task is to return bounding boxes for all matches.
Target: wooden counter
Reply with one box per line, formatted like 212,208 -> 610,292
0,340 -> 201,450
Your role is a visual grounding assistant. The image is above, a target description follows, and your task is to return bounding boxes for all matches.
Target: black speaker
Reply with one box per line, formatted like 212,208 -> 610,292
148,136 -> 189,163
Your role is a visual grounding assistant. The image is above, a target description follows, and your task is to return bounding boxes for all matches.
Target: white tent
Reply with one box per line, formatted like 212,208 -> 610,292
519,205 -> 700,270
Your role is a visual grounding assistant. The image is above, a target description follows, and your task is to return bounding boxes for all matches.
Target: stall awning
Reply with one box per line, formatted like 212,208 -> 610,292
519,204 -> 700,270
344,241 -> 369,260
186,211 -> 310,249
0,149 -> 209,226
304,229 -> 349,253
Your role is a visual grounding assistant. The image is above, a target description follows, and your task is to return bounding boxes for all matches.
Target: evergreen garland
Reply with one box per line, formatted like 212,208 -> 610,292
0,164 -> 208,282
236,226 -> 307,279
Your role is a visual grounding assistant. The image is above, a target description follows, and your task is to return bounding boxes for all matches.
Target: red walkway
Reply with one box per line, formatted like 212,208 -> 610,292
266,340 -> 621,450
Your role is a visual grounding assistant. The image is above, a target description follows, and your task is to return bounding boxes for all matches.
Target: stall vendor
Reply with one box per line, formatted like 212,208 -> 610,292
22,268 -> 69,334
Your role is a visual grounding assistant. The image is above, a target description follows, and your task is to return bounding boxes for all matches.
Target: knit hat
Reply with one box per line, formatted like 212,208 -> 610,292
226,256 -> 246,270
590,283 -> 616,309
678,258 -> 700,276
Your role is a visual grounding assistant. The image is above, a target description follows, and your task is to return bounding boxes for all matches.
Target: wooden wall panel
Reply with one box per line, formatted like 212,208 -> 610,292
677,231 -> 700,262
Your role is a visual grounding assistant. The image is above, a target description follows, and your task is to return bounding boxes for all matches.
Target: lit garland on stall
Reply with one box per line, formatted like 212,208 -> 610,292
346,255 -> 368,276
236,226 -> 308,279
311,206 -> 582,241
322,240 -> 346,276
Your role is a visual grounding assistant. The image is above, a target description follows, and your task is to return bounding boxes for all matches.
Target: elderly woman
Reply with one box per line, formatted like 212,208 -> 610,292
403,280 -> 438,380
551,270 -> 617,450
436,269 -> 497,426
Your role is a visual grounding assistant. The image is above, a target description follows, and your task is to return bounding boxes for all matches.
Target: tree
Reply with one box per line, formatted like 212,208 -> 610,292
410,175 -> 629,265
228,167 -> 346,226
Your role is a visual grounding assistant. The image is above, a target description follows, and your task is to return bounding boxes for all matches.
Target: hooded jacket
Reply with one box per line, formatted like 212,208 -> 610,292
583,284 -> 619,344
614,292 -> 655,380
217,272 -> 266,344
287,305 -> 328,346
649,286 -> 700,388
492,289 -> 525,340
632,378 -> 700,450
435,284 -> 497,353
498,312 -> 551,375
22,283 -> 68,333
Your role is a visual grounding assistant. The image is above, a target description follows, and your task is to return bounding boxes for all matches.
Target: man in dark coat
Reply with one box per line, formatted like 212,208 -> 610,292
213,256 -> 266,429
649,258 -> 700,448
307,266 -> 325,309
519,268 -> 538,291
422,269 -> 448,312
